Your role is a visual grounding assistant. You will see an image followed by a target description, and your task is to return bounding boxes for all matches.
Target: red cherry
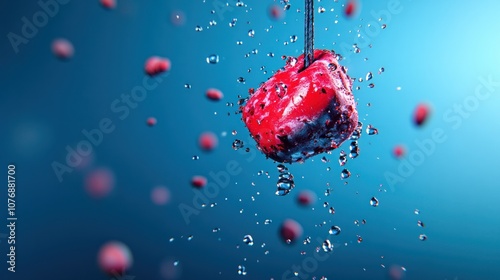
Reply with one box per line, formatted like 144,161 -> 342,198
413,103 -> 431,126
345,0 -> 357,17
242,49 -> 358,163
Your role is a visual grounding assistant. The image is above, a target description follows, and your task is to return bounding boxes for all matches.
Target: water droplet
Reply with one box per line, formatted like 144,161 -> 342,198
339,150 -> 347,166
322,240 -> 333,252
341,169 -> 351,179
381,24 -> 387,29
248,29 -> 255,37
366,124 -> 379,135
329,226 -> 341,235
419,234 -> 427,241
370,197 -> 379,207
276,178 -> 295,196
237,77 -> 246,83
229,18 -> 237,27
264,219 -> 272,225
206,54 -> 219,64
237,265 -> 247,275
184,83 -> 192,89
351,122 -> 363,140
192,155 -> 199,160
290,35 -> 298,43
414,209 -> 420,215
417,221 -> 425,227
329,207 -> 335,214
187,235 -> 193,241
243,235 -> 254,246
232,139 -> 244,150
318,6 -> 326,13
378,67 -> 385,74
366,72 -> 373,81
195,25 -> 203,32
277,164 -> 288,173
368,83 -> 375,88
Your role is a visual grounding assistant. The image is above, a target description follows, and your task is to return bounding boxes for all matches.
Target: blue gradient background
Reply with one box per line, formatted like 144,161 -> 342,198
1,0 -> 500,279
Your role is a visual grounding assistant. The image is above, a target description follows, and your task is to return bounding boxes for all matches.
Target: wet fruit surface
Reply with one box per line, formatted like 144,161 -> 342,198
242,49 -> 358,163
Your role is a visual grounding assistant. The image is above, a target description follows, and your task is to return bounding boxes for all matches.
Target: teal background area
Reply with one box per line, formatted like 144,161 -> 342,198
1,0 -> 499,279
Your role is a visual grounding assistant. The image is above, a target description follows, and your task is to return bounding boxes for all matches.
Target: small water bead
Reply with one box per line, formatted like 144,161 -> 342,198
290,35 -> 298,43
341,169 -> 351,179
243,235 -> 254,246
318,7 -> 326,13
303,236 -> 312,245
324,188 -> 332,196
237,265 -> 247,275
339,150 -> 347,166
264,219 -> 272,225
213,228 -> 220,233
206,54 -> 219,64
187,235 -> 194,241
235,0 -> 245,7
419,234 -> 427,241
232,139 -> 244,150
184,83 -> 192,89
229,18 -> 237,27
370,197 -> 379,207
351,122 -> 363,140
236,40 -> 243,45
276,178 -> 295,196
322,240 -> 333,252
328,207 -> 335,214
209,20 -> 217,26
417,221 -> 425,227
237,77 -> 246,83
192,155 -> 199,160
366,72 -> 373,81
195,25 -> 203,32
329,226 -> 341,235
379,67 -> 385,74
366,125 -> 379,135
381,24 -> 387,29
414,209 -> 420,215
248,29 -> 255,37
323,202 -> 329,208
349,141 -> 359,159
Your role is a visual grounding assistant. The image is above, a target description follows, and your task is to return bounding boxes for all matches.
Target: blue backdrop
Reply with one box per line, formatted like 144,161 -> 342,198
1,0 -> 499,279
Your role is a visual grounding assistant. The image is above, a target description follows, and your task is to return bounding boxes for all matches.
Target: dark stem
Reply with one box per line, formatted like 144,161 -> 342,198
304,0 -> 314,68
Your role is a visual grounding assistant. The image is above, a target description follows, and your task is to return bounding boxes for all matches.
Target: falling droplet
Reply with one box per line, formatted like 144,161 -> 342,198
322,240 -> 333,252
419,234 -> 427,241
366,72 -> 373,81
366,124 -> 379,135
243,235 -> 254,246
329,226 -> 341,235
206,54 -> 219,64
232,139 -> 244,150
341,169 -> 351,179
370,197 -> 379,207
237,265 -> 247,275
